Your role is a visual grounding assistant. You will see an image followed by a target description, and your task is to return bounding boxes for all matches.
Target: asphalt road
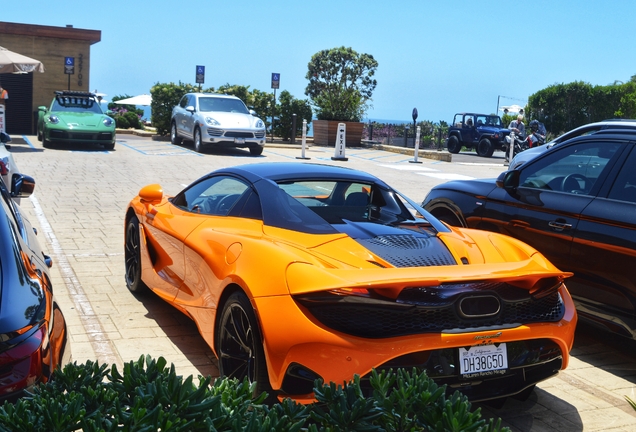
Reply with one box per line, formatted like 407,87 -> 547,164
9,134 -> 636,431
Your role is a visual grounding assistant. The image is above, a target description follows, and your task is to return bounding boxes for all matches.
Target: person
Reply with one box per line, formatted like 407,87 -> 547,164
528,119 -> 546,147
508,114 -> 525,138
465,117 -> 473,127
0,85 -> 7,105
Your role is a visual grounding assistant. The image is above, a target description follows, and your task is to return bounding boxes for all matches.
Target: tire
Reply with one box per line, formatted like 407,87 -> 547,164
447,135 -> 461,154
124,217 -> 148,293
249,146 -> 263,156
193,128 -> 203,153
477,138 -> 494,157
216,291 -> 274,401
42,138 -> 52,149
432,209 -> 464,227
171,122 -> 182,145
103,142 -> 115,150
37,129 -> 42,142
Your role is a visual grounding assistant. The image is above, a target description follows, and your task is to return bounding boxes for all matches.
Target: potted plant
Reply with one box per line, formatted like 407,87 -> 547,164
305,47 -> 378,146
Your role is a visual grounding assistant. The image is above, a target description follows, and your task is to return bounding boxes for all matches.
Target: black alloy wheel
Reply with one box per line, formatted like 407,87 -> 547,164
216,291 -> 274,400
124,217 -> 148,293
477,138 -> 494,157
447,135 -> 461,154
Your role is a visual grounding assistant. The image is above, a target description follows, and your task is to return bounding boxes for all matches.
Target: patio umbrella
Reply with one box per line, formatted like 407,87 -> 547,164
114,94 -> 152,106
0,46 -> 45,74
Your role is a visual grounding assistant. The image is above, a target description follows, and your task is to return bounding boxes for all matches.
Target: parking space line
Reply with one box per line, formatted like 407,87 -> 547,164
117,140 -> 203,156
21,135 -> 36,149
29,194 -> 121,366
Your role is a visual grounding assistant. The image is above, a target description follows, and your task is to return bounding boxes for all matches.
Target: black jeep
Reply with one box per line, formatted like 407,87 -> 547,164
446,113 -> 510,157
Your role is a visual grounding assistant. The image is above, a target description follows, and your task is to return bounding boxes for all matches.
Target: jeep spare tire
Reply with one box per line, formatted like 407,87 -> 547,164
447,135 -> 461,154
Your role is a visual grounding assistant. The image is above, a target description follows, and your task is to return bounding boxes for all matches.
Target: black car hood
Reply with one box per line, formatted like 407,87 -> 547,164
333,220 -> 457,268
433,178 -> 499,196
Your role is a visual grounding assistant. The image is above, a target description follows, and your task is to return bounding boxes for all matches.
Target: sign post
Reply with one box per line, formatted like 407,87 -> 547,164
331,123 -> 348,161
196,65 -> 205,90
271,73 -> 280,143
64,57 -> 74,90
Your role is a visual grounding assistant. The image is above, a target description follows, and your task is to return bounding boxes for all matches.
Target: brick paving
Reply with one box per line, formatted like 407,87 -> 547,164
11,135 -> 636,431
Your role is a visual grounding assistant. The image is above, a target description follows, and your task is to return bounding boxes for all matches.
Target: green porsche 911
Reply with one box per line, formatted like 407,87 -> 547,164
37,91 -> 116,150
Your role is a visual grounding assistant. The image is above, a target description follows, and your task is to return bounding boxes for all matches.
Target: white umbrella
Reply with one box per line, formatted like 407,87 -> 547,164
0,46 -> 45,74
499,104 -> 524,114
114,94 -> 152,106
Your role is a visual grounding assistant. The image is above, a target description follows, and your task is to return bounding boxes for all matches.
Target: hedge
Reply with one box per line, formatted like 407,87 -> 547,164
0,355 -> 509,431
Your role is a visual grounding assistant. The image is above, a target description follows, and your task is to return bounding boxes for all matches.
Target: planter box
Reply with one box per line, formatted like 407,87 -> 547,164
313,120 -> 364,147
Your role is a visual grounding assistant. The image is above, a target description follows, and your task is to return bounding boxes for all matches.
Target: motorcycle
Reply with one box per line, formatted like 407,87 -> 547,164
503,120 -> 546,161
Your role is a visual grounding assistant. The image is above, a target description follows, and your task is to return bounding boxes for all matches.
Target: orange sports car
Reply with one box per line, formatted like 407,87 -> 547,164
124,162 -> 577,403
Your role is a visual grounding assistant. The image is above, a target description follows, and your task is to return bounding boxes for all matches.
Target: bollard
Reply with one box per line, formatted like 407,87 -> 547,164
410,126 -> 422,164
291,114 -> 297,144
369,121 -> 373,141
331,123 -> 348,161
296,119 -> 311,160
507,131 -> 515,165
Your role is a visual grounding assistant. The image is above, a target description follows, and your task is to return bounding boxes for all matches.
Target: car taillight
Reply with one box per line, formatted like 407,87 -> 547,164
0,326 -> 45,396
0,159 -> 7,176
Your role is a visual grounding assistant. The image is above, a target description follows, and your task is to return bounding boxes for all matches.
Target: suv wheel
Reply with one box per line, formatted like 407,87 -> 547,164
171,122 -> 183,145
447,135 -> 461,154
249,146 -> 263,156
477,138 -> 494,157
193,128 -> 203,153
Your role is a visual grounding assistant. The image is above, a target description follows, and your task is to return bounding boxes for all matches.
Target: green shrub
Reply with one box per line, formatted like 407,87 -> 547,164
114,115 -> 129,129
273,90 -> 313,141
0,356 -> 508,431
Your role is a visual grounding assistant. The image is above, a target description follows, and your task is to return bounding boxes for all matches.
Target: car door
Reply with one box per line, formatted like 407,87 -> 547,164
480,139 -> 624,273
569,143 -> 636,333
170,175 -> 254,308
181,94 -> 197,139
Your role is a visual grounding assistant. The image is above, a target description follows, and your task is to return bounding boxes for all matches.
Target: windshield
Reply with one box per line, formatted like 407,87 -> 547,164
199,97 -> 249,114
52,96 -> 103,114
270,179 -> 448,233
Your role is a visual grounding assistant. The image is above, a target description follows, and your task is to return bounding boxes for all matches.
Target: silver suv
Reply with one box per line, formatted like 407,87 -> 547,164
171,93 -> 266,155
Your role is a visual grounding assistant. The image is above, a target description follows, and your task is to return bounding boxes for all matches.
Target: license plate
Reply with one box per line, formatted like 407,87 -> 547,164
459,343 -> 508,377
234,138 -> 245,144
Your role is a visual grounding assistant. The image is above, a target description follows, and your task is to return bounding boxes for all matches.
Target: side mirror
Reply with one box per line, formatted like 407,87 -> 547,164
11,173 -> 35,198
185,106 -> 195,113
249,109 -> 257,116
496,170 -> 520,191
105,110 -> 113,115
38,106 -> 47,113
139,184 -> 163,204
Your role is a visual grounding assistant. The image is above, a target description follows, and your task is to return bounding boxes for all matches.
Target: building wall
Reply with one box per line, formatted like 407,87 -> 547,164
0,22 -> 100,134
1,34 -> 92,109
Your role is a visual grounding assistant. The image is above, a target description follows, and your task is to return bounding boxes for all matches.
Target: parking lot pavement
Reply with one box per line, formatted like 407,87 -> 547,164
11,135 -> 636,431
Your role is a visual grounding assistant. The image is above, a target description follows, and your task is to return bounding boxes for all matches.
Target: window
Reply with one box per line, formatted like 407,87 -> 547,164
519,141 -> 621,195
608,147 -> 636,203
172,176 -> 250,216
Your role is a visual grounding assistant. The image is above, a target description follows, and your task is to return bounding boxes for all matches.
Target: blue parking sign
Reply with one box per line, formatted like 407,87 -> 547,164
271,73 -> 280,89
64,57 -> 75,74
196,65 -> 205,84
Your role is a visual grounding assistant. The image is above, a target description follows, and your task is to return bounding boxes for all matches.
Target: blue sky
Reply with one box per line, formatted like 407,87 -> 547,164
3,0 -> 635,123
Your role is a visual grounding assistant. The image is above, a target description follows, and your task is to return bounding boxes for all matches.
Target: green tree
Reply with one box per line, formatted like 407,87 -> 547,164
273,90 -> 312,140
305,46 -> 378,122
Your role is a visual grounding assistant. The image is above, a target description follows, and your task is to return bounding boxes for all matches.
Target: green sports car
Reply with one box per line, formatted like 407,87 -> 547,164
37,91 -> 116,150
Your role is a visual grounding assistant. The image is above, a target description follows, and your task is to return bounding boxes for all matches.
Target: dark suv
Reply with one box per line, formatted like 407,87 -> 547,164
447,113 -> 510,157
423,129 -> 636,338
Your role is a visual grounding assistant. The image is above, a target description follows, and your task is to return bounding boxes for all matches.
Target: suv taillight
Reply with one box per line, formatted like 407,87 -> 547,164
0,160 -> 7,176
